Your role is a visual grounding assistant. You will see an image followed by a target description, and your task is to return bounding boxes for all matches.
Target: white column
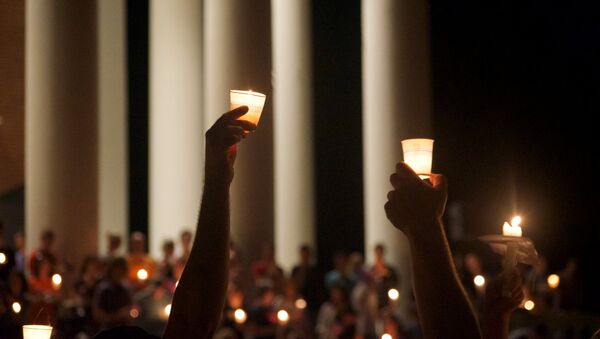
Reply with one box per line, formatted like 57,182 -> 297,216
272,0 -> 315,272
362,0 -> 433,317
149,0 -> 204,257
98,0 -> 128,257
26,0 -> 99,265
204,0 -> 273,265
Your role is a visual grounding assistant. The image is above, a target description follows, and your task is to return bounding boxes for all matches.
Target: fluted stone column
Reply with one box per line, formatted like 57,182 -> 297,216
149,0 -> 204,256
271,0 -> 315,272
26,0 -> 99,266
204,0 -> 273,266
362,0 -> 433,318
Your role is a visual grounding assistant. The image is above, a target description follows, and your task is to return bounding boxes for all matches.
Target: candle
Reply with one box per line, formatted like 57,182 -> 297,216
230,90 -> 267,126
234,308 -> 247,324
164,304 -> 172,317
277,310 -> 289,325
502,216 -> 523,272
295,298 -> 307,309
502,222 -> 522,237
23,325 -> 53,339
51,274 -> 62,290
473,275 -> 486,293
0,252 -> 6,264
387,288 -> 400,301
523,299 -> 535,311
12,302 -> 22,314
547,274 -> 560,289
401,138 -> 434,179
137,268 -> 149,281
381,334 -> 393,339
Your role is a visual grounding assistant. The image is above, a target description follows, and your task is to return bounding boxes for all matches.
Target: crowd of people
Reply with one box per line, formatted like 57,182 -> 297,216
0,107 -> 597,339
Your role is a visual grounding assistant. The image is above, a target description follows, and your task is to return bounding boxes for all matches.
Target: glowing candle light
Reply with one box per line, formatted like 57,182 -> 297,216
502,216 -> 523,272
387,288 -> 400,301
130,308 -> 140,318
523,299 -> 535,311
164,304 -> 172,316
12,302 -> 22,314
0,252 -> 6,264
547,274 -> 560,289
23,325 -> 53,339
277,310 -> 289,325
295,298 -> 307,309
230,90 -> 267,126
473,275 -> 486,287
51,274 -> 62,289
137,268 -> 149,281
234,308 -> 247,324
381,334 -> 393,339
401,139 -> 434,179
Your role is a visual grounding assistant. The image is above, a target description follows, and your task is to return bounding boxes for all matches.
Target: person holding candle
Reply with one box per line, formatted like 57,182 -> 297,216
88,106 -> 259,339
384,162 -> 481,339
481,268 -> 524,339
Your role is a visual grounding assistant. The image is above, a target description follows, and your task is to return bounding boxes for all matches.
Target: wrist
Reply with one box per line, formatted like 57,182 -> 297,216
406,217 -> 444,243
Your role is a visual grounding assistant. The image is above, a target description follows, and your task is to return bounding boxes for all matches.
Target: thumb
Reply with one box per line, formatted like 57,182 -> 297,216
430,173 -> 447,194
222,106 -> 249,121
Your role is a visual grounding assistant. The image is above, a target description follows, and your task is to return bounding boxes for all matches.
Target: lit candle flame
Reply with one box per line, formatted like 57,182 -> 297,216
502,221 -> 522,237
387,288 -> 400,301
523,299 -> 535,311
547,274 -> 560,289
511,215 -> 522,227
137,268 -> 149,281
52,274 -> 62,287
277,310 -> 289,324
0,252 -> 6,264
12,302 -> 22,314
295,298 -> 307,309
130,308 -> 139,318
381,334 -> 393,339
234,308 -> 247,324
473,275 -> 486,287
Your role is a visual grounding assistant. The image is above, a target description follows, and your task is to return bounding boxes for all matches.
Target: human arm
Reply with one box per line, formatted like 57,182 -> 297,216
163,106 -> 255,338
385,162 -> 481,339
482,269 -> 524,339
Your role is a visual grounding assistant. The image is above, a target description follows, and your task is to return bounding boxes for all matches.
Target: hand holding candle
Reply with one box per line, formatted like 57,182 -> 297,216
230,90 -> 266,126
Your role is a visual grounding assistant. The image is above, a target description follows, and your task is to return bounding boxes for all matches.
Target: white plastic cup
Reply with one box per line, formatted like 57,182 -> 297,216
230,90 -> 266,126
23,325 -> 53,339
401,138 -> 434,179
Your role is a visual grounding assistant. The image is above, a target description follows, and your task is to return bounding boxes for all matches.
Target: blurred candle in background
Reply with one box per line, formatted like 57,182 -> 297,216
23,325 -> 53,339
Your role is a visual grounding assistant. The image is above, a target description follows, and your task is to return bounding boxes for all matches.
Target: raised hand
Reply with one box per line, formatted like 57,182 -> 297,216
385,162 -> 448,239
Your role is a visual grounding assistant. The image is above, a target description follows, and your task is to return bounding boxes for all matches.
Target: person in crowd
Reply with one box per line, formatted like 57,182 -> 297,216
73,255 -> 103,335
157,106 -> 256,338
274,279 -> 314,338
460,252 -> 488,309
92,257 -> 134,330
368,243 -> 399,310
158,240 -> 176,282
251,243 -> 285,292
178,230 -> 193,264
347,251 -> 365,283
127,232 -> 157,288
316,284 -> 356,339
481,268 -> 524,339
13,231 -> 25,273
384,162 -> 481,338
291,244 -> 324,318
247,286 -> 278,339
351,274 -> 379,339
107,233 -> 123,259
325,251 -> 354,292
220,284 -> 246,339
0,221 -> 16,280
27,254 -> 59,324
28,229 -> 58,274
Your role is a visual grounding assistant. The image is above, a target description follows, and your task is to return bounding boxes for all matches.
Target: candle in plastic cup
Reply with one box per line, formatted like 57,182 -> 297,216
401,138 -> 434,179
23,325 -> 53,339
230,90 -> 266,126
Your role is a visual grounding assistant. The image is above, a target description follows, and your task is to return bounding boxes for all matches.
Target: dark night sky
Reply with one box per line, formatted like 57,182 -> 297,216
312,0 -> 600,311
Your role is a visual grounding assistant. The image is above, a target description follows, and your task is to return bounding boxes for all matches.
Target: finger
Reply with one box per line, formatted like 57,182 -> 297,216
430,173 -> 448,193
223,135 -> 243,146
390,173 -> 401,188
227,125 -> 246,136
387,190 -> 396,201
229,119 -> 257,132
396,162 -> 420,180
221,106 -> 249,121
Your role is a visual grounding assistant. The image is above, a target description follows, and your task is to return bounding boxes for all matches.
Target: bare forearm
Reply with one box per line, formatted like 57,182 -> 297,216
482,313 -> 509,339
164,156 -> 231,339
409,220 -> 481,339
